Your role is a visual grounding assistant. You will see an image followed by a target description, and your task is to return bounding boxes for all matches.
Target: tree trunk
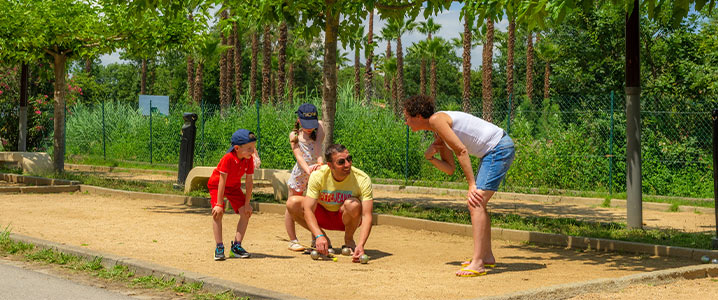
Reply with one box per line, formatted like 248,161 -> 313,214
233,22 -> 242,105
288,63 -> 295,103
227,14 -> 235,105
384,42 -> 391,100
149,59 -> 156,95
262,25 -> 271,104
391,77 -> 397,110
321,1 -> 340,146
18,63 -> 29,152
194,63 -> 204,104
187,55 -> 195,102
51,53 -> 68,173
396,34 -> 404,115
220,10 -> 229,110
419,58 -> 426,96
544,60 -> 550,99
140,59 -> 147,95
84,58 -> 92,74
354,44 -> 361,100
507,19 -> 515,115
430,58 -> 437,100
363,9 -> 374,105
250,31 -> 259,101
526,31 -> 534,105
481,18 -> 494,122
277,22 -> 288,102
462,19 -> 472,113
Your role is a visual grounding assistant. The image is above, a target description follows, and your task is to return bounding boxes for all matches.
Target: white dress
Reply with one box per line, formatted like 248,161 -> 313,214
287,134 -> 319,193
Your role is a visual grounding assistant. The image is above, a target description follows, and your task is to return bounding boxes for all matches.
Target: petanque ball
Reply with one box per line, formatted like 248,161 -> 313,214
701,255 -> 711,264
360,254 -> 369,264
341,247 -> 352,256
310,250 -> 319,260
332,257 -> 338,262
712,258 -> 718,264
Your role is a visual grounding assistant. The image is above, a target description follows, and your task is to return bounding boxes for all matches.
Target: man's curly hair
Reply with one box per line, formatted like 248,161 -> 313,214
403,95 -> 435,119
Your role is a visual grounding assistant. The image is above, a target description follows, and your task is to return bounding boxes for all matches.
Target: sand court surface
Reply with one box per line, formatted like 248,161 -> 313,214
0,192 -> 702,299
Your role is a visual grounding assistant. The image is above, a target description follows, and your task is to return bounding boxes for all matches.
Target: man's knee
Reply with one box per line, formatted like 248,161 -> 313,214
286,195 -> 303,212
343,197 -> 362,218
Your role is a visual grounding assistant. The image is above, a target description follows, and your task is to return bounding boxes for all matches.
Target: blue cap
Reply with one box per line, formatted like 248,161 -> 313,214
227,129 -> 257,153
296,103 -> 319,129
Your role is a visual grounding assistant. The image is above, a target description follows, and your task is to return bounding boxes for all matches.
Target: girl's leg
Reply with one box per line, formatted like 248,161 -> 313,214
286,190 -> 303,241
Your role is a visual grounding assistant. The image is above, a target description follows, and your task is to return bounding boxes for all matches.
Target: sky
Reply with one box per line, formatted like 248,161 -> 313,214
100,2 -> 507,70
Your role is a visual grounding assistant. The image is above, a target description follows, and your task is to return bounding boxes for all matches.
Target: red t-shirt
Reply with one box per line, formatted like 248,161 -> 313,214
207,152 -> 255,189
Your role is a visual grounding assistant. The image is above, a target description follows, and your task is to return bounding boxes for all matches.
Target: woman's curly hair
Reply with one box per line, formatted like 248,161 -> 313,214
403,95 -> 435,119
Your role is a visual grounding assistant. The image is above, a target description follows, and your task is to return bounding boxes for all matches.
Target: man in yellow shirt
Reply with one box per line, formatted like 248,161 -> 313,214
286,144 -> 374,263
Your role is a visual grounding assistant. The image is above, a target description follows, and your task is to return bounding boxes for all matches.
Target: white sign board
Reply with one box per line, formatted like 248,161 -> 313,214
139,95 -> 169,116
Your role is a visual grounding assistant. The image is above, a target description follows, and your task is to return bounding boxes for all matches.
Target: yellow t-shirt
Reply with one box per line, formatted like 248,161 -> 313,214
306,165 -> 373,212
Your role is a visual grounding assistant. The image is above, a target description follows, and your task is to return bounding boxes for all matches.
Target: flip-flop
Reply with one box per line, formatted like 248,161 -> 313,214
456,268 -> 487,277
461,259 -> 495,268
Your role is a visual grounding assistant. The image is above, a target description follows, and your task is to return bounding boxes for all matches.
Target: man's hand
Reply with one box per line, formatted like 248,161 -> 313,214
239,203 -> 253,218
467,185 -> 484,208
211,205 -> 224,218
352,244 -> 365,263
315,235 -> 329,256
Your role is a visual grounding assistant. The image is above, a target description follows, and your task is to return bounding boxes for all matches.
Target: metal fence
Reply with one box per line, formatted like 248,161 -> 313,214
63,93 -> 715,198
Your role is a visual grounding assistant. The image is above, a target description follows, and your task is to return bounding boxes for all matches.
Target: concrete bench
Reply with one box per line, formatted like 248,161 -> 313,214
184,167 -> 291,201
0,152 -> 53,175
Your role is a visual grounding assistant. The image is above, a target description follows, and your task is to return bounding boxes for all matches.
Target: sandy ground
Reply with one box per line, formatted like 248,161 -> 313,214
568,277 -> 718,300
0,192 -> 707,300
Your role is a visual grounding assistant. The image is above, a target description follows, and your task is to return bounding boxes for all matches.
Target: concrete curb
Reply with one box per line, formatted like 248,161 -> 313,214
0,185 -> 79,194
8,233 -> 304,300
475,263 -> 718,300
373,184 -> 716,214
1,173 -> 80,186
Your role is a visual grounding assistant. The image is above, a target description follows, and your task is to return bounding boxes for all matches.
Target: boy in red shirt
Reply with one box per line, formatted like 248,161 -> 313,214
208,129 -> 256,260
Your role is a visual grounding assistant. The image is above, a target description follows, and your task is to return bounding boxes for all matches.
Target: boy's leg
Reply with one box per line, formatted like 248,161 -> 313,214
341,197 -> 362,248
234,212 -> 251,243
213,213 -> 223,244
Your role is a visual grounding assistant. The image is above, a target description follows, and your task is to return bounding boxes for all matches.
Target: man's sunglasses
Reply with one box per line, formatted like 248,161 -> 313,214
334,155 -> 352,165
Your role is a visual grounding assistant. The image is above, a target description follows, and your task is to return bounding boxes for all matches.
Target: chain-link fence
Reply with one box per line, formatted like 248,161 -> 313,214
63,92 -> 716,199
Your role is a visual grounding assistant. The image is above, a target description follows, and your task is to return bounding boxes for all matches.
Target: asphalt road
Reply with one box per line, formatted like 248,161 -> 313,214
0,260 -> 137,300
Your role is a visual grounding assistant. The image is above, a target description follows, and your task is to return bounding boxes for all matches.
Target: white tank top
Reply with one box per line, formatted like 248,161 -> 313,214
438,111 -> 504,158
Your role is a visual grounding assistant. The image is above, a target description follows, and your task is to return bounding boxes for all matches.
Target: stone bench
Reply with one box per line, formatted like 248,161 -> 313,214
184,167 -> 291,201
0,152 -> 53,175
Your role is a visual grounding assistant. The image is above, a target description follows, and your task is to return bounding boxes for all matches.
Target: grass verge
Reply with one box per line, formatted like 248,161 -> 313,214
0,228 -> 249,300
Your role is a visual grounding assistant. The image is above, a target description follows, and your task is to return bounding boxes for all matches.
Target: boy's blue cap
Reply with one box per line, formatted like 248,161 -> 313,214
227,129 -> 256,153
296,103 -> 318,129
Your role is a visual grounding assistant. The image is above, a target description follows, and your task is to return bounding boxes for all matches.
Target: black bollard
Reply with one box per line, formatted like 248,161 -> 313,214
712,109 -> 718,249
176,113 -> 198,188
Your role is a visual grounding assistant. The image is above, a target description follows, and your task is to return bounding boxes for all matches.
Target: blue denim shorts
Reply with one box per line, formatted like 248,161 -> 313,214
475,132 -> 515,191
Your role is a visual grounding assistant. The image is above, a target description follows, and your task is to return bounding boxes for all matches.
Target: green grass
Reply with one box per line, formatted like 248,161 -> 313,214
0,227 -> 246,300
66,155 -> 177,172
0,166 -> 23,174
44,171 -> 184,195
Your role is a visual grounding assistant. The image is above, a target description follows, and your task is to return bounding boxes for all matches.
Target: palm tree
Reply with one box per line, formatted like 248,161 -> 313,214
262,24 -> 271,104
391,18 -> 416,111
417,18 -> 441,98
219,9 -> 230,109
526,30 -> 534,104
378,25 -> 395,101
504,0 -> 521,110
426,37 -> 449,101
363,8 -> 375,105
250,29 -> 259,101
482,18 -> 495,122
277,21 -> 288,102
286,39 -> 309,103
535,37 -> 559,99
461,18 -> 473,113
193,35 -> 224,104
377,55 -> 398,110
348,26 -> 364,101
409,40 -> 430,95
233,20 -> 242,105
186,13 -> 195,100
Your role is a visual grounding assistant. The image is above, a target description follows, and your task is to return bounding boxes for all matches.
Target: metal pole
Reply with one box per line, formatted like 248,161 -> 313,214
609,91 -> 615,196
256,96 -> 261,156
405,125 -> 409,185
149,99 -> 153,164
506,93 -> 513,135
102,99 -> 106,160
712,109 -> 718,249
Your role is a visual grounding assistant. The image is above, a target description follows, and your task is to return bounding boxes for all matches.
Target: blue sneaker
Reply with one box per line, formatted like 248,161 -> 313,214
230,241 -> 250,258
214,244 -> 225,261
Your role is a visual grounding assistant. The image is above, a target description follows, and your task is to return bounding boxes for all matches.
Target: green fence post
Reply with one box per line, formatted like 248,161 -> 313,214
256,96 -> 261,156
102,99 -> 106,160
405,125 -> 409,185
149,99 -> 153,164
506,93 -> 513,135
609,91 -> 615,196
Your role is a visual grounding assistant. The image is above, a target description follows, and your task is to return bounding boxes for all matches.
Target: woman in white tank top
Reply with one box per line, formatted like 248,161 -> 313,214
403,95 -> 515,277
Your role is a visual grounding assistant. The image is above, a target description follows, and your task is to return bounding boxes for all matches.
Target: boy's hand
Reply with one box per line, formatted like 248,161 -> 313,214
239,203 -> 253,217
211,205 -> 224,218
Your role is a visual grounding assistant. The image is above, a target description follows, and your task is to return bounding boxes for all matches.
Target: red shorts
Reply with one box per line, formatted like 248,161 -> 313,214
314,205 -> 346,231
209,187 -> 246,214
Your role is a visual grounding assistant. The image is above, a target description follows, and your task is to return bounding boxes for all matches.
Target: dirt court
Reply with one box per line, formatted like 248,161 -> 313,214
0,192 -> 711,300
